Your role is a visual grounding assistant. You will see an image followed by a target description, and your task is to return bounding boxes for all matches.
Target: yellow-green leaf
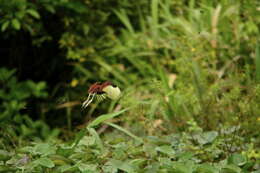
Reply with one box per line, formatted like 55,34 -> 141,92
35,157 -> 55,168
1,21 -> 10,32
11,19 -> 20,30
27,9 -> 40,19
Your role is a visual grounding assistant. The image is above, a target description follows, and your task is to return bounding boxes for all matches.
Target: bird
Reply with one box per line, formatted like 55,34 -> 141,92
82,81 -> 121,108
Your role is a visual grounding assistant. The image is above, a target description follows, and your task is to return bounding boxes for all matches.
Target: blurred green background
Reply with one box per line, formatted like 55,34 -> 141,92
0,0 -> 260,172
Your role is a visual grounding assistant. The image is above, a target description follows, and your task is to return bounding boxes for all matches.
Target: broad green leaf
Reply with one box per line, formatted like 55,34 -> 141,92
112,144 -> 127,160
155,145 -> 175,156
102,164 -> 117,173
195,164 -> 218,173
144,162 -> 160,173
176,152 -> 194,161
78,136 -> 95,146
0,150 -> 11,161
129,159 -> 146,168
1,21 -> 10,31
50,155 -> 74,166
15,11 -> 26,19
159,157 -> 173,169
33,143 -> 56,156
0,68 -> 16,81
242,161 -> 255,171
88,128 -> 104,152
44,4 -> 56,13
78,163 -> 98,172
228,154 -> 247,166
194,131 -> 218,145
0,165 -> 15,172
143,143 -> 157,157
11,19 -> 21,30
27,9 -> 40,19
203,131 -> 218,143
56,145 -> 75,158
63,1 -> 87,14
220,165 -> 241,173
35,157 -> 55,168
108,159 -> 135,173
59,165 -> 79,172
252,171 -> 260,173
172,162 -> 193,173
18,146 -> 34,153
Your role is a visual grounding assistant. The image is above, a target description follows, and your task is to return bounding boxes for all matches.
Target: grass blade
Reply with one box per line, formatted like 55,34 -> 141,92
94,58 -> 129,85
151,0 -> 159,27
191,61 -> 204,102
114,9 -> 134,34
87,108 -> 129,128
105,122 -> 143,143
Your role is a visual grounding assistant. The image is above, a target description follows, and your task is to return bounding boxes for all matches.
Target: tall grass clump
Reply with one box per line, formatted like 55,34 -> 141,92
70,0 -> 260,141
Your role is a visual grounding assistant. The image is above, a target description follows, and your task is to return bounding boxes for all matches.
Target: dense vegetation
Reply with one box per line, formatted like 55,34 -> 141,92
0,0 -> 260,172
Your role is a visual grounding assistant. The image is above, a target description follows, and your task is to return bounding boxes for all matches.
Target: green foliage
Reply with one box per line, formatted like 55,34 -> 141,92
81,0 -> 260,138
0,68 -> 58,142
0,0 -> 40,32
1,130 -> 259,172
0,0 -> 260,172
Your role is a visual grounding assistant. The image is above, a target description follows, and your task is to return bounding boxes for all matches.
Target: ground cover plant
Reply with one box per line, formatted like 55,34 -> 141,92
0,0 -> 260,172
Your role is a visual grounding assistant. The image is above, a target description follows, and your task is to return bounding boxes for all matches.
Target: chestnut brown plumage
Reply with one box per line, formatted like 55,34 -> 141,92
88,81 -> 112,94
